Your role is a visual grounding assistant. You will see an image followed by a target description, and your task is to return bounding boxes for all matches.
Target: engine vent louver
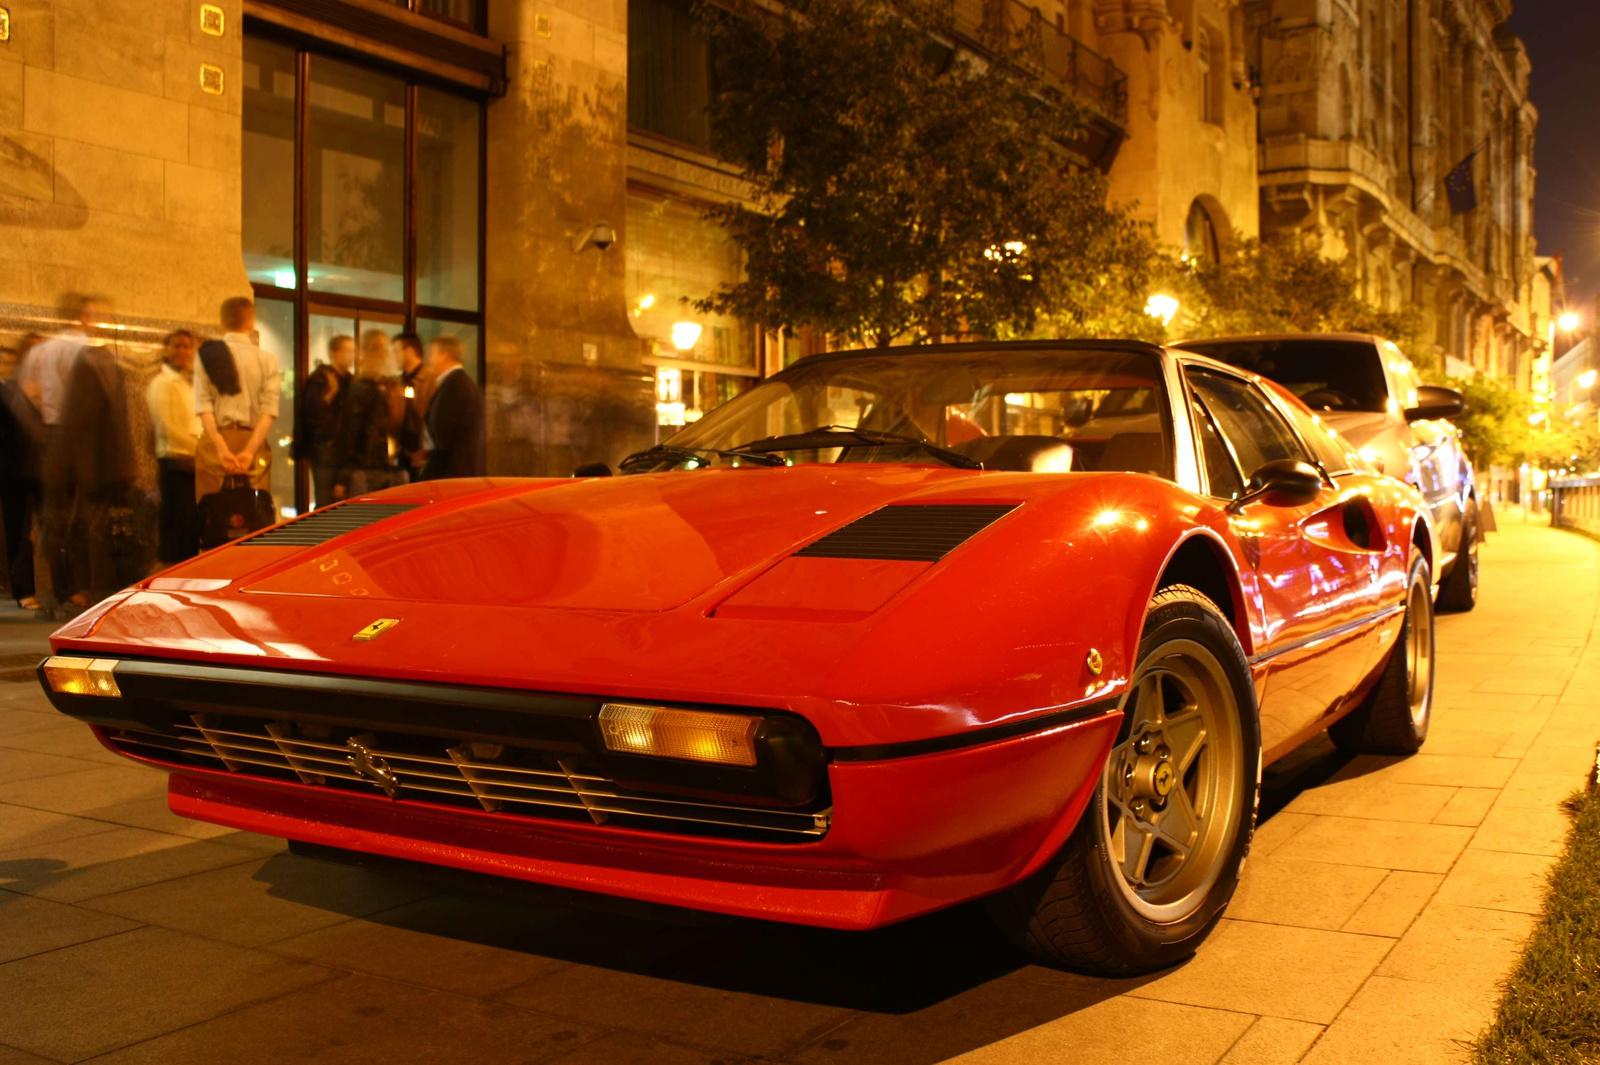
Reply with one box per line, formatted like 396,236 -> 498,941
244,503 -> 417,547
794,504 -> 1018,562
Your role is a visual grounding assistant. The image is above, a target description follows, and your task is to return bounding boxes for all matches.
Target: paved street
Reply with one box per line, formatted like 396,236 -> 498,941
0,519 -> 1594,1065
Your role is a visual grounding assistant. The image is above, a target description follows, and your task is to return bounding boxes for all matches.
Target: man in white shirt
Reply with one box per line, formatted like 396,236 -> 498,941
194,298 -> 280,508
146,331 -> 201,562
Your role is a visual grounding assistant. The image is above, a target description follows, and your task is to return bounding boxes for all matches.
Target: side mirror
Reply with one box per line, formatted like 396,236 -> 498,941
573,462 -> 613,478
1405,385 -> 1465,422
1230,459 -> 1323,512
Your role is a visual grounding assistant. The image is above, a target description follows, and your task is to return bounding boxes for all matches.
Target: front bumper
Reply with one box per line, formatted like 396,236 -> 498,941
48,656 -> 1121,928
151,707 -> 1117,928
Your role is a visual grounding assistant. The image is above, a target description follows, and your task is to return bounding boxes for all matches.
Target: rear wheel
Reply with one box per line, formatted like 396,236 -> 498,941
1436,505 -> 1480,612
988,586 -> 1260,975
1330,547 -> 1434,755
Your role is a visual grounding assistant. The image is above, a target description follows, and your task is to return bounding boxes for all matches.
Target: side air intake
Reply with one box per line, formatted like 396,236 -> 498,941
244,503 -> 417,547
794,504 -> 1018,562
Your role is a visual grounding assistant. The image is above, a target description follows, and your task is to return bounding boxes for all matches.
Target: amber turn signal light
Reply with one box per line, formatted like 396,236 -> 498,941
598,703 -> 761,766
42,657 -> 122,698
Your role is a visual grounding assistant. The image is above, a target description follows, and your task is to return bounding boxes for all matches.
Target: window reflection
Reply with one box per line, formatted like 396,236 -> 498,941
242,38 -> 297,289
416,88 -> 481,311
309,57 -> 406,302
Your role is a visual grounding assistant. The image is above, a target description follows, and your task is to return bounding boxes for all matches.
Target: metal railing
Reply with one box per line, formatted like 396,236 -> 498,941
1551,477 -> 1600,537
946,0 -> 1129,127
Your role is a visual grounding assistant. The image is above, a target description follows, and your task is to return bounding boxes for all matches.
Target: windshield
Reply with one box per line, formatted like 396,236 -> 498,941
1177,339 -> 1388,413
638,347 -> 1173,476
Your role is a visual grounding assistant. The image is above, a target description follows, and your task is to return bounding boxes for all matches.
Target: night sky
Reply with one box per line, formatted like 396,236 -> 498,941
1507,4 -> 1600,307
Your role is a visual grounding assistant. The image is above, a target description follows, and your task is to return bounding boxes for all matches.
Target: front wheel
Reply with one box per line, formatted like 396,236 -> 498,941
1436,505 -> 1479,612
988,585 -> 1260,975
1331,547 -> 1434,755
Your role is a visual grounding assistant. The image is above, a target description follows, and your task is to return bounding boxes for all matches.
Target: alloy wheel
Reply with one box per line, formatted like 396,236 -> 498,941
1099,639 -> 1245,923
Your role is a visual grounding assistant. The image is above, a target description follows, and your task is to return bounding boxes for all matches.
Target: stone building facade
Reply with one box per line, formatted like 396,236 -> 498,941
1248,0 -> 1541,379
1039,0 -> 1262,259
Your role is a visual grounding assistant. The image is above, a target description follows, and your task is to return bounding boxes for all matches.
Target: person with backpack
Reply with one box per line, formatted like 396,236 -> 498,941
194,298 -> 280,548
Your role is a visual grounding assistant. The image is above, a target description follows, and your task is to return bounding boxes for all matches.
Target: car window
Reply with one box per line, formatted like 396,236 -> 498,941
1276,397 -> 1355,475
1177,339 -> 1388,413
1191,397 -> 1246,499
1185,369 -> 1309,480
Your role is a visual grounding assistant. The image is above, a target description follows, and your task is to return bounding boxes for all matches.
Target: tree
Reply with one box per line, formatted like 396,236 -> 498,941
1448,373 -> 1600,473
693,0 -> 1156,348
1177,235 -> 1424,357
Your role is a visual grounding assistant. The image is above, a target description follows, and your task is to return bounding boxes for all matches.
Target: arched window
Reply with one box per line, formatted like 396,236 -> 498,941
1185,200 -> 1221,264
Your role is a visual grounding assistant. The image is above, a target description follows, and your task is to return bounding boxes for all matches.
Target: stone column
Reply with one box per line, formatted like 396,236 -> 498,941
483,0 -> 653,477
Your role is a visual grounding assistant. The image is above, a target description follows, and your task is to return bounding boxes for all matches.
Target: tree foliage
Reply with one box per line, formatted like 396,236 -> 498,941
694,0 -> 1156,347
1175,235 -> 1424,356
1447,373 -> 1600,473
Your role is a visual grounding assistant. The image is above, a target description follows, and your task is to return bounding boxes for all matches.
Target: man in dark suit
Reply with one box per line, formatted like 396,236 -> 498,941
420,335 -> 485,481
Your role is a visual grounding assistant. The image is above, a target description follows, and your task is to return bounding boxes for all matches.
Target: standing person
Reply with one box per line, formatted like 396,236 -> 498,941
145,331 -> 201,564
391,332 -> 434,482
195,298 -> 280,545
0,342 -> 43,610
56,341 -> 139,603
332,330 -> 407,499
421,335 -> 485,481
297,335 -> 354,509
22,296 -> 107,612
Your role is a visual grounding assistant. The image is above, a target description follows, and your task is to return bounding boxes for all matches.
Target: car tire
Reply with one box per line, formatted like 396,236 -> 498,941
1330,547 -> 1434,755
1436,504 -> 1480,613
987,585 -> 1260,975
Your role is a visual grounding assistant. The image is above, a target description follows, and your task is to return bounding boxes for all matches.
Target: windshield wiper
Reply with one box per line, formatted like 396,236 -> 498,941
617,444 -> 786,471
728,425 -> 983,470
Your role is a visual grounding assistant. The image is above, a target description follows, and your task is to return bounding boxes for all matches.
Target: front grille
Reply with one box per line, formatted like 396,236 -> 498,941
105,714 -> 830,842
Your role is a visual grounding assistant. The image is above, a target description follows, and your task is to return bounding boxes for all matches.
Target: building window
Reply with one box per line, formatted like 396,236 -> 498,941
388,0 -> 482,33
1185,199 -> 1222,264
1196,25 -> 1221,125
625,186 -> 758,428
243,31 -> 485,512
628,0 -> 714,151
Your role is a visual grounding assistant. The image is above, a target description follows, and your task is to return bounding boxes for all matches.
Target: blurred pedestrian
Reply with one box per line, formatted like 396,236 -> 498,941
55,339 -> 140,603
0,342 -> 43,610
297,334 -> 354,509
332,330 -> 407,499
146,330 -> 201,564
195,298 -> 279,547
391,331 -> 433,482
23,295 -> 107,611
421,335 -> 484,480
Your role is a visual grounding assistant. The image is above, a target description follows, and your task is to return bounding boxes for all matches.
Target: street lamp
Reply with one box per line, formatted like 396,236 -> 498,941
1559,311 -> 1582,333
1579,369 -> 1598,390
1145,294 -> 1180,327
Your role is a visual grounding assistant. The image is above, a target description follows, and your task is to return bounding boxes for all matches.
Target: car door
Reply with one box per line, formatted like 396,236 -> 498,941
1386,355 -> 1462,557
1185,367 -> 1381,756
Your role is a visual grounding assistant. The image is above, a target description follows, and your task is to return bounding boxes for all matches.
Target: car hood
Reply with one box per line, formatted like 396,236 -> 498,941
1317,410 -> 1390,447
226,465 -> 993,612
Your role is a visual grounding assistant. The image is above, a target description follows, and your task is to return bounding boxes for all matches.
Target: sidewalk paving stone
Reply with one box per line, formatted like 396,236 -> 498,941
1219,1018 -> 1326,1065
0,926 -> 332,1061
944,997 -> 1256,1065
1123,920 -> 1393,1025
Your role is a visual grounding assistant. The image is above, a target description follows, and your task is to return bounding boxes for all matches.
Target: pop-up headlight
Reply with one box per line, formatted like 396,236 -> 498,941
598,703 -> 761,766
42,657 -> 122,698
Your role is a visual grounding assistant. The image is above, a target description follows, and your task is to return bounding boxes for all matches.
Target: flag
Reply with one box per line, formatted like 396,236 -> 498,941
1444,147 -> 1482,215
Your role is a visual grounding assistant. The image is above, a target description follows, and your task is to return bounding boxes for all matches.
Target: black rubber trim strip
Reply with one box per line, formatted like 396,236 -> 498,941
1246,604 -> 1404,666
829,696 -> 1121,763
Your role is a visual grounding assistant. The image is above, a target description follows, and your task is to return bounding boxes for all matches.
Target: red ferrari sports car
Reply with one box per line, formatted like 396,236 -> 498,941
37,341 -> 1436,974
